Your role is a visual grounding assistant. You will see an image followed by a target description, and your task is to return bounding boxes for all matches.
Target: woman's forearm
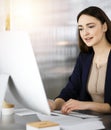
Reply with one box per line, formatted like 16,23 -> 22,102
49,98 -> 111,114
60,99 -> 111,114
85,102 -> 111,113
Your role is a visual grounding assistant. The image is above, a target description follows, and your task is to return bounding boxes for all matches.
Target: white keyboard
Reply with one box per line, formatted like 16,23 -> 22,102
51,110 -> 98,119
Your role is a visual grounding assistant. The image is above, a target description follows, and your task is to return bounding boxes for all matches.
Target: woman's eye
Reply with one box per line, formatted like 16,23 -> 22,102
78,28 -> 83,31
88,25 -> 95,28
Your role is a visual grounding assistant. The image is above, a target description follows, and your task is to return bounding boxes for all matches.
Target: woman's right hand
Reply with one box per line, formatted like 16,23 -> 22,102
48,99 -> 56,111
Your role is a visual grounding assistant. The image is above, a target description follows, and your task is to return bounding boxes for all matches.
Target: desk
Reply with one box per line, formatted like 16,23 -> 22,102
0,114 -> 39,130
81,111 -> 111,130
0,110 -> 111,130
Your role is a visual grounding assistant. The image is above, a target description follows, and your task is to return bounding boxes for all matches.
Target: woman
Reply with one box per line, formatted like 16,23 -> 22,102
49,6 -> 111,114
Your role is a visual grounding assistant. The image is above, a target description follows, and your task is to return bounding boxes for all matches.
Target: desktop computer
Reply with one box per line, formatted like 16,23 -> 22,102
0,31 -> 51,115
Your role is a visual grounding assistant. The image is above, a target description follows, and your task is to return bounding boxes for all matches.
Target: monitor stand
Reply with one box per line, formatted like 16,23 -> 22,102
0,74 -> 10,116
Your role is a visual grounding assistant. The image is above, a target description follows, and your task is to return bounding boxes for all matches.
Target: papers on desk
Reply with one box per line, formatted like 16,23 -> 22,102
37,111 -> 105,130
15,108 -> 105,130
15,108 -> 36,116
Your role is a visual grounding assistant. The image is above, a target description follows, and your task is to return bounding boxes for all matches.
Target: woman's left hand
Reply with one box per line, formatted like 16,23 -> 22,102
61,99 -> 87,114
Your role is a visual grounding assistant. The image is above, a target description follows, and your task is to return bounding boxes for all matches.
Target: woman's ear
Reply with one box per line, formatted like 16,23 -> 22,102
103,22 -> 107,32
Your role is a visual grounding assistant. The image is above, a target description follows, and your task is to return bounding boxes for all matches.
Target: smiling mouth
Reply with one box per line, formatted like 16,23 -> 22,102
85,37 -> 93,42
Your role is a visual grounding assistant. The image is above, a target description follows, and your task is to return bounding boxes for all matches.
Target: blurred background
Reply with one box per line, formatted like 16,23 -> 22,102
0,0 -> 111,102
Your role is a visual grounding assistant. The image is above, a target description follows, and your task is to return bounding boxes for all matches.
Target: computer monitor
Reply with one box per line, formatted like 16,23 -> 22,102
0,31 -> 51,115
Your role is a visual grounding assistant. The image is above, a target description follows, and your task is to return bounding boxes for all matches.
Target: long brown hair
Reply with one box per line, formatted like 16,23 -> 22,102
77,6 -> 111,53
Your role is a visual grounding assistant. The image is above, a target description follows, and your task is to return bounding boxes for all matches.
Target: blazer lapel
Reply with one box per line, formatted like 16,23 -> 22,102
80,52 -> 94,100
104,50 -> 111,104
83,52 -> 94,89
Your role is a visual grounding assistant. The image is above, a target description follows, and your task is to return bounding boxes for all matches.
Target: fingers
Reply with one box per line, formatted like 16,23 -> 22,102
48,99 -> 56,111
48,98 -> 84,114
61,99 -> 74,114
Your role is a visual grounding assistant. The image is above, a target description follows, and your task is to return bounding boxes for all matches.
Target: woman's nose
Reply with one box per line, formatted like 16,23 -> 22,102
83,29 -> 89,36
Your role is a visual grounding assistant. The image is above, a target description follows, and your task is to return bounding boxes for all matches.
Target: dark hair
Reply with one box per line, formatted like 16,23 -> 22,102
77,6 -> 111,53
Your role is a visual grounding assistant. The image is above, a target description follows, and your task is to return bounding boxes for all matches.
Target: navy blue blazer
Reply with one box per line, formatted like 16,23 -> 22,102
57,51 -> 111,106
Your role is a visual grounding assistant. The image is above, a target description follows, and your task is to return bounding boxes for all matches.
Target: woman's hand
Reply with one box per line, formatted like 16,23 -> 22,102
48,98 -> 65,112
61,99 -> 111,114
48,99 -> 56,111
61,99 -> 87,114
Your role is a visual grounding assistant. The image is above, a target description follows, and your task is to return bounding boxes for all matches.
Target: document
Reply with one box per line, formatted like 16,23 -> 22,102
37,112 -> 105,130
15,108 -> 36,116
15,108 -> 105,130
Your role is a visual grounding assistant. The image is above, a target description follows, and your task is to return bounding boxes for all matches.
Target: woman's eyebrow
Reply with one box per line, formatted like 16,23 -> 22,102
78,22 -> 95,27
78,25 -> 83,28
86,23 -> 95,26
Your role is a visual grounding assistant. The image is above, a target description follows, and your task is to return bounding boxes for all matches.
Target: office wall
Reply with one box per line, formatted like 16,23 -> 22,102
0,0 -> 5,31
1,0 -> 111,103
10,0 -> 80,99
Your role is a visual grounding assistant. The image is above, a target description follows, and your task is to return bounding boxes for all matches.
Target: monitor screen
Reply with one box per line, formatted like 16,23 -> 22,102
0,31 -> 51,115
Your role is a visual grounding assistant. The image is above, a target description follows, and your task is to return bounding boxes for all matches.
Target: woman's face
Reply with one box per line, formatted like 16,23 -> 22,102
78,14 -> 107,47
